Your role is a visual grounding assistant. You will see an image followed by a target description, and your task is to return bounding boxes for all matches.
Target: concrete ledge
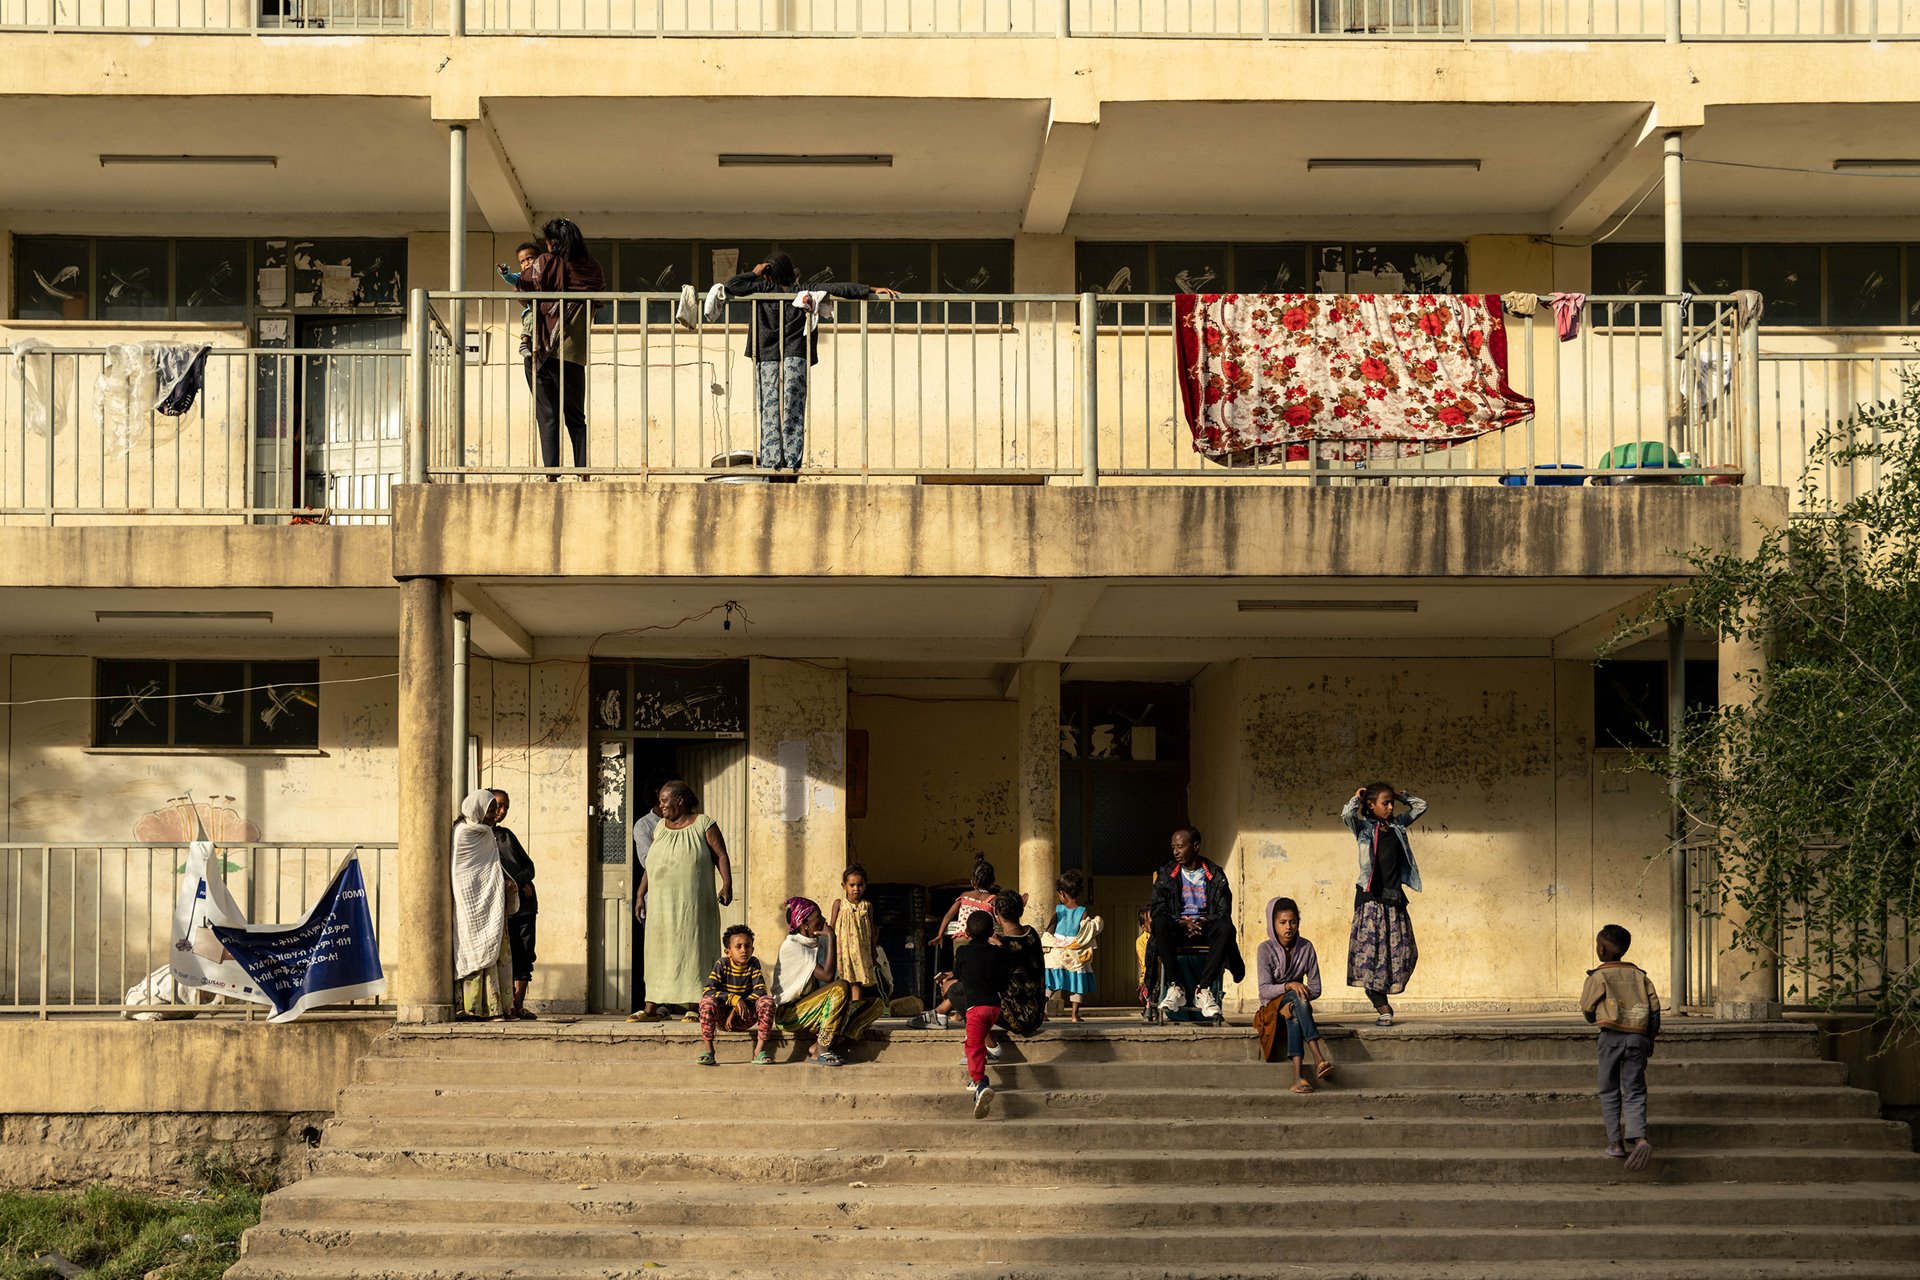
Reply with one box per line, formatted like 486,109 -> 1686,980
0,525 -> 392,590
393,483 -> 1786,582
0,1111 -> 327,1191
0,1015 -> 390,1114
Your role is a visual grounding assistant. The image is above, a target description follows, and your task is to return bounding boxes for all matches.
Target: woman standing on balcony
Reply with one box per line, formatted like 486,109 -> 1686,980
514,217 -> 605,475
630,780 -> 733,1022
723,253 -> 898,479
451,788 -> 514,1021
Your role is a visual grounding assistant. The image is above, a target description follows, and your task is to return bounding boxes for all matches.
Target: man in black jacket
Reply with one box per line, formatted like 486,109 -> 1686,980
1149,825 -> 1245,1019
723,253 -> 898,477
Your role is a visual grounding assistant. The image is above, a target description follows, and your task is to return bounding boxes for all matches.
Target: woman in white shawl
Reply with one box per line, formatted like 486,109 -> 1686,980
452,788 -> 514,1020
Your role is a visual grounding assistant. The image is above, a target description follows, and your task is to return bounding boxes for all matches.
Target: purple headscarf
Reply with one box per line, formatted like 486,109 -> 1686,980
785,896 -> 821,935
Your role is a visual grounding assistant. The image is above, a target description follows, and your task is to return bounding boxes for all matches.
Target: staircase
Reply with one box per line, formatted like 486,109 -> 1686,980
229,1016 -> 1920,1279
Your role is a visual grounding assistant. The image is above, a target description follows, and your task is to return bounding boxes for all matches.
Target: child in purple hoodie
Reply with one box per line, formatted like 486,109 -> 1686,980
1253,896 -> 1333,1094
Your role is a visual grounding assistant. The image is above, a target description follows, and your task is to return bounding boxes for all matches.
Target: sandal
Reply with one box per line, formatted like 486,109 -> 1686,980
1315,1060 -> 1335,1082
696,1048 -> 717,1067
1290,1079 -> 1315,1094
515,1009 -> 538,1021
1374,1006 -> 1394,1027
752,1050 -> 774,1065
812,1049 -> 845,1067
625,1009 -> 661,1023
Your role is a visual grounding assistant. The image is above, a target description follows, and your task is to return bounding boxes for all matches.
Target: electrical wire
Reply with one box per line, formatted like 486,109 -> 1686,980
1686,157 -> 1920,179
0,670 -> 397,709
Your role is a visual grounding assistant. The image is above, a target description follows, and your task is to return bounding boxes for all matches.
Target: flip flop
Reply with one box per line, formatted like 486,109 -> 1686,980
1290,1079 -> 1315,1094
624,1010 -> 661,1023
1315,1061 -> 1335,1082
752,1050 -> 774,1065
1623,1139 -> 1653,1172
696,1049 -> 717,1067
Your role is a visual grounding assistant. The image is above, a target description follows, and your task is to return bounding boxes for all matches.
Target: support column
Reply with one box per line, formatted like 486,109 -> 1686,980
1667,618 -> 1688,1009
397,577 -> 454,1024
1015,662 -> 1061,914
448,124 -> 469,468
1715,626 -> 1779,1020
452,609 -> 472,812
1662,130 -> 1685,445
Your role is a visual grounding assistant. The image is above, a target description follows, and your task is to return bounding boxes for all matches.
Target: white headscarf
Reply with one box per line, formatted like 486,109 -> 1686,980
451,788 -> 507,979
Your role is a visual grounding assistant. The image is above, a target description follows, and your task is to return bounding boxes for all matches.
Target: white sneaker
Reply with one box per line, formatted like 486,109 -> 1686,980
971,1082 -> 994,1119
1194,988 -> 1222,1019
1158,985 -> 1189,1015
985,1041 -> 1004,1062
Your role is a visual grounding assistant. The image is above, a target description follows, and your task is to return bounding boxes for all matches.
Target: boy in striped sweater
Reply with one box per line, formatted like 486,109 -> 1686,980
698,924 -> 776,1066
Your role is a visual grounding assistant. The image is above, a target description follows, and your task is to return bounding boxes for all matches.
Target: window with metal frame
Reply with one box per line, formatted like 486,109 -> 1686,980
93,659 -> 321,749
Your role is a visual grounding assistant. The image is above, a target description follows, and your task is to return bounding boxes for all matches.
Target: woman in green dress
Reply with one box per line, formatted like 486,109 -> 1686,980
631,780 -> 733,1021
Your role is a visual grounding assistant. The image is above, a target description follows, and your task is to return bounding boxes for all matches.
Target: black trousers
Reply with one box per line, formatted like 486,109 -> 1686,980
1150,914 -> 1237,993
533,357 -> 587,469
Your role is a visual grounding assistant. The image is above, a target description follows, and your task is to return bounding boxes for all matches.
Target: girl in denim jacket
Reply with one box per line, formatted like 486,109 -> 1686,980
1342,782 -> 1427,1026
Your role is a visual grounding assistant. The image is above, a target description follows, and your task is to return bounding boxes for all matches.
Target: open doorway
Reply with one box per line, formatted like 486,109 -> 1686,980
1059,681 -> 1191,1002
586,660 -> 749,1015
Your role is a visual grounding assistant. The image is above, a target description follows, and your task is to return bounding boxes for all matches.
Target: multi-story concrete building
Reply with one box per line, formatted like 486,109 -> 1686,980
3,4 -> 1912,1036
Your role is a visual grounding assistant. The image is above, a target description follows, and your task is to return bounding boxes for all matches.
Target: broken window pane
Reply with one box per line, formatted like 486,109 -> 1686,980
14,237 -> 91,320
1749,244 -> 1822,326
95,659 -> 172,747
1826,244 -> 1900,326
175,661 -> 248,748
96,239 -> 169,321
175,239 -> 249,323
249,660 -> 321,748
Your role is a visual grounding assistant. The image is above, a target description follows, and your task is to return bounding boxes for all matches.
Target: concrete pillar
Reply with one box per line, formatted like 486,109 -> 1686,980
396,576 -> 454,1024
448,124 -> 469,466
451,610 -> 472,812
1662,130 -> 1685,444
1015,662 -> 1061,914
1714,627 -> 1779,1021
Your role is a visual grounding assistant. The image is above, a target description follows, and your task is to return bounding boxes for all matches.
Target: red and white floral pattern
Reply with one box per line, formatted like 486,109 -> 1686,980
1174,293 -> 1534,464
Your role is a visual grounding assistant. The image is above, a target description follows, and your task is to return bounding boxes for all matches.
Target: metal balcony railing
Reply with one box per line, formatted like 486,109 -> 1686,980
0,841 -> 396,1016
5,0 -> 1920,34
415,288 -> 1764,489
0,342 -> 404,524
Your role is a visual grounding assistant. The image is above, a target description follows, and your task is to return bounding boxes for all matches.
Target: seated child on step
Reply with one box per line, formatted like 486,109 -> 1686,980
911,857 -> 1001,1030
1580,923 -> 1662,1172
1252,897 -> 1332,1094
1042,869 -> 1102,1024
994,890 -> 1047,1038
697,924 -> 775,1067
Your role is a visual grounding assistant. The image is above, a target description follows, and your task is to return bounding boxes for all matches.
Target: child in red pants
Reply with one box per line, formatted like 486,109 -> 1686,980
949,907 -> 1006,1118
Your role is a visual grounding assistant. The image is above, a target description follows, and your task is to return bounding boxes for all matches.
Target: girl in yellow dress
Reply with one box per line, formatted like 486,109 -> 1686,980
829,863 -> 879,1004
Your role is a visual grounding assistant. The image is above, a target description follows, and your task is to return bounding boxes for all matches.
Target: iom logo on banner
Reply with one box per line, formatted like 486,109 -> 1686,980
210,853 -> 386,1023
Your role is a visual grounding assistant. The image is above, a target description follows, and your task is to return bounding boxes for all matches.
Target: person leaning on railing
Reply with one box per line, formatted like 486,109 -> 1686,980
514,218 -> 606,475
723,253 -> 898,481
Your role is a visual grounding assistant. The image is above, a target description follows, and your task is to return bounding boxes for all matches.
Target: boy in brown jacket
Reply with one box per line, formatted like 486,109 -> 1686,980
1581,923 -> 1662,1172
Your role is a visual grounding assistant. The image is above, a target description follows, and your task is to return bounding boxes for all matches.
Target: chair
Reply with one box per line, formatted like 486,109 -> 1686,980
1146,944 -> 1226,1026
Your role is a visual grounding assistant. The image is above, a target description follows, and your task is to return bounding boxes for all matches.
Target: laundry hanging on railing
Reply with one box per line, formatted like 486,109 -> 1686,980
8,339 -> 71,437
95,342 -> 216,455
1174,293 -> 1534,465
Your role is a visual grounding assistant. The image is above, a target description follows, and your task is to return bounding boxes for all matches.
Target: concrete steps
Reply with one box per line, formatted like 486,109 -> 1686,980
229,1017 -> 1920,1280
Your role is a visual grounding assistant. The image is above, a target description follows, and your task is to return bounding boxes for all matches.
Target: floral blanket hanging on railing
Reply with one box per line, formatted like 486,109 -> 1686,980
1174,293 -> 1534,464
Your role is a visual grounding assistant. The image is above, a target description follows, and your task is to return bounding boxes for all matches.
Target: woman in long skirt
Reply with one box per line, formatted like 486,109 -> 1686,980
452,788 -> 513,1020
632,780 -> 733,1020
1342,782 -> 1427,1027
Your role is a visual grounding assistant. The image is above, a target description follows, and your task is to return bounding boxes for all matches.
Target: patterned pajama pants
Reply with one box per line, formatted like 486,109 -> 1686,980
699,993 -> 776,1042
754,356 -> 809,470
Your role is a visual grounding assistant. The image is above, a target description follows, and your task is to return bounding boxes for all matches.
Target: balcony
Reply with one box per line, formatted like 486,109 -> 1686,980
4,291 -> 1907,524
3,0 -> 1918,35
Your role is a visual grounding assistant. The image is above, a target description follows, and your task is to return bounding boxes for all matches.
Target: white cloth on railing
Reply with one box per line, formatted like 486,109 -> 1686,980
9,339 -> 71,437
123,964 -> 213,1021
675,284 -> 701,333
1693,349 -> 1732,421
93,342 -> 215,455
794,290 -> 834,336
702,282 -> 729,324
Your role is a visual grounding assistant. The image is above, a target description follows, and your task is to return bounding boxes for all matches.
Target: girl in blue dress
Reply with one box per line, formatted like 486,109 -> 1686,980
1042,869 -> 1102,1023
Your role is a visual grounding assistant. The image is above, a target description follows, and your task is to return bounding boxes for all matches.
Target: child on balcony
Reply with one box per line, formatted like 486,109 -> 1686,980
1581,923 -> 1662,1172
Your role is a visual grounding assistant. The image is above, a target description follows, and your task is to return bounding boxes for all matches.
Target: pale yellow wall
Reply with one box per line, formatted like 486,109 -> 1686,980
1187,659 -> 1246,943
464,654 -> 593,1011
1211,656 -> 1671,1012
847,693 -> 1018,888
747,658 -> 849,935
